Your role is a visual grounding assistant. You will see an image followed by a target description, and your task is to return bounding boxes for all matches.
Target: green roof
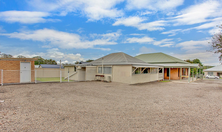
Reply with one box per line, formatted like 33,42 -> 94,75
135,52 -> 189,64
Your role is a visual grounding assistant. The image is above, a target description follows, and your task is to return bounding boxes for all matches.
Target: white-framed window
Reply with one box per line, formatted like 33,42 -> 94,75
208,72 -> 213,76
98,67 -> 112,74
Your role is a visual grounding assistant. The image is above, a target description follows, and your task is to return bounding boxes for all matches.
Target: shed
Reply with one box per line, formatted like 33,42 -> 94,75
0,58 -> 36,84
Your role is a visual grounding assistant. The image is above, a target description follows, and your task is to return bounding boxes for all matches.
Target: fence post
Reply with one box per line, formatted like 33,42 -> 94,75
35,69 -> 37,84
60,70 -> 62,83
68,71 -> 69,82
1,69 -> 3,86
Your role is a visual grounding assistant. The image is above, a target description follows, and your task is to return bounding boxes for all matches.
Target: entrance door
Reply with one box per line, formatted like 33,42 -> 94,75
20,62 -> 31,83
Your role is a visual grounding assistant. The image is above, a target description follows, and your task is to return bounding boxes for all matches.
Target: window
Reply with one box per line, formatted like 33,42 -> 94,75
98,67 -> 112,74
178,68 -> 180,77
159,68 -> 162,73
167,68 -> 169,77
74,66 -> 76,72
208,72 -> 213,76
182,68 -> 186,75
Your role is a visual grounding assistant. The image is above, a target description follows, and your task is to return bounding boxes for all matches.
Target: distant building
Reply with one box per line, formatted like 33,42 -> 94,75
204,65 -> 222,77
39,64 -> 64,69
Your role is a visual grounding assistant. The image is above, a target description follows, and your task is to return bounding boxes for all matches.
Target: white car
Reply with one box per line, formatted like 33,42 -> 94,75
206,75 -> 219,79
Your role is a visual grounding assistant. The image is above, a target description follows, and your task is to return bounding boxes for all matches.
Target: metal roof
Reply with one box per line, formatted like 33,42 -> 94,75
40,64 -> 64,69
65,52 -> 162,67
204,65 -> 222,72
135,52 -> 189,64
90,52 -> 152,66
155,63 -> 199,68
91,52 -> 146,64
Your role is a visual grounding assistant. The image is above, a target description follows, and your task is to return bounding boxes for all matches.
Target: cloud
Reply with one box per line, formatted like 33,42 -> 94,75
0,28 -> 121,49
195,17 -> 222,30
161,29 -> 182,36
113,16 -> 166,31
125,36 -> 154,43
176,39 -> 210,52
0,11 -> 57,24
139,46 -> 155,54
12,48 -> 84,63
174,51 -> 220,66
173,0 -> 222,25
124,36 -> 174,47
28,0 -> 124,21
126,0 -> 184,11
0,26 -> 5,32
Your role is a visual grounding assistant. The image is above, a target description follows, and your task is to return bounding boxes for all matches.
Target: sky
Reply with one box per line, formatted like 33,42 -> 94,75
0,0 -> 222,65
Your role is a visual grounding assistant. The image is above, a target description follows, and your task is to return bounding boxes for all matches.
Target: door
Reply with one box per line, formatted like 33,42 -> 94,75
20,62 -> 31,83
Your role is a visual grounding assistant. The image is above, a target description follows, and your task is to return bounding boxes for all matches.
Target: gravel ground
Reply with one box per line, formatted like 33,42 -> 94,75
0,80 -> 222,132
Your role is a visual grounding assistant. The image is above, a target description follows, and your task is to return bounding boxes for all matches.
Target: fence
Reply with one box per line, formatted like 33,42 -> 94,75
0,69 -> 75,86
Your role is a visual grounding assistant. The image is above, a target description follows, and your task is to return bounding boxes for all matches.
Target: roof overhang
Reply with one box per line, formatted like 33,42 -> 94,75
155,63 -> 199,68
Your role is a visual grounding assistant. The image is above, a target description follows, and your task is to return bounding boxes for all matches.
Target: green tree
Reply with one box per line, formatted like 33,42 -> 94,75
0,52 -> 13,58
33,56 -> 57,65
86,59 -> 94,62
210,25 -> 222,61
17,55 -> 26,58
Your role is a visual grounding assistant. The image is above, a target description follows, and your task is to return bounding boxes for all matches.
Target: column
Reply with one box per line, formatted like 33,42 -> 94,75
180,68 -> 182,80
188,67 -> 190,83
169,68 -> 171,81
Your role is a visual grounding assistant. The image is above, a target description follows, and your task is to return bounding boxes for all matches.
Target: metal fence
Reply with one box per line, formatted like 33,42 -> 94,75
0,69 -> 75,86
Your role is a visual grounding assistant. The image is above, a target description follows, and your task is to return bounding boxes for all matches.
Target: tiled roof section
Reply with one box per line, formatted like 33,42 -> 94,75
135,52 -> 189,64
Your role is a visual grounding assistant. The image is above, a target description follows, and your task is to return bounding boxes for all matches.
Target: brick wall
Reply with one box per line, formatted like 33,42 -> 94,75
0,60 -> 35,84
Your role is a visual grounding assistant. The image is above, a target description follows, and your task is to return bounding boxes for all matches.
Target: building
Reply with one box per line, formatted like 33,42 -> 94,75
64,52 -> 164,84
135,52 -> 199,81
204,65 -> 222,77
35,64 -> 65,79
0,58 -> 36,85
39,64 -> 64,69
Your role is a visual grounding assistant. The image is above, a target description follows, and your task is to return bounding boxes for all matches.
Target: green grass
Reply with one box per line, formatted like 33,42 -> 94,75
36,77 -> 74,82
160,80 -> 170,82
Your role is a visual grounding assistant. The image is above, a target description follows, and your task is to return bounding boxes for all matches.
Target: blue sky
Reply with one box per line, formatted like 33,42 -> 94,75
0,0 -> 222,65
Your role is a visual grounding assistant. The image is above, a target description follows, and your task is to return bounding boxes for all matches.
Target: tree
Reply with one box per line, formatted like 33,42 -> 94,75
33,56 -> 57,65
86,59 -> 94,62
17,55 -> 26,58
210,25 -> 222,61
0,51 -> 13,58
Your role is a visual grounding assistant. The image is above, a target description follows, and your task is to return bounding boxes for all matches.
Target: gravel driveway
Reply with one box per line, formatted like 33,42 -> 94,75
0,80 -> 222,131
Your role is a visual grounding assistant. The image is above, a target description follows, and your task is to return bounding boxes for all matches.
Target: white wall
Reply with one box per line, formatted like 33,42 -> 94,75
85,66 -> 97,81
112,65 -> 132,84
131,73 -> 158,84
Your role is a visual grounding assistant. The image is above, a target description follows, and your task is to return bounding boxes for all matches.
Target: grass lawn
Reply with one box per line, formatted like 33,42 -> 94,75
36,77 -> 74,82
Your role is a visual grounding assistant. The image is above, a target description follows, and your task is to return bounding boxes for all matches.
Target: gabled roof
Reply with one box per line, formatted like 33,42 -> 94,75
204,65 -> 222,72
40,64 -> 64,69
135,52 -> 189,64
90,52 -> 148,65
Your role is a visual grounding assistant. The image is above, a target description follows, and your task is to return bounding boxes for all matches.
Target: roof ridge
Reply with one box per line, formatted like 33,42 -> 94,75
122,52 -> 128,62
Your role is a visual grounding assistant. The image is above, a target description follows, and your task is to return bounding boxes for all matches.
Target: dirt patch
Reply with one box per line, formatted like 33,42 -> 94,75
0,80 -> 222,131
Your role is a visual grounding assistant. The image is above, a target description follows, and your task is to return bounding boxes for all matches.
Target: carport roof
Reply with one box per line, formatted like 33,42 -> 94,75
204,65 -> 222,72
